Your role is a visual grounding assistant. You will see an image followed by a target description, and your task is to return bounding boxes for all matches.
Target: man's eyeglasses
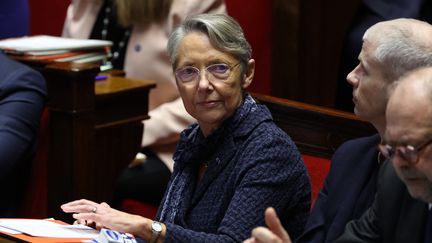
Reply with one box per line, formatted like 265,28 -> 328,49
175,63 -> 240,83
378,137 -> 432,164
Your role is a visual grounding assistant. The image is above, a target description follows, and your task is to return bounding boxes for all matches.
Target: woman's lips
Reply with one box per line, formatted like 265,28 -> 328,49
198,100 -> 220,108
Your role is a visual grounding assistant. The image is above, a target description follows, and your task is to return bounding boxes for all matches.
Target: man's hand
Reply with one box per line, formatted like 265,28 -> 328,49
243,207 -> 292,243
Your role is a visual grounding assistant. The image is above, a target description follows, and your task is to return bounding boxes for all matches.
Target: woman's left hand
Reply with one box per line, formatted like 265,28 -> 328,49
61,199 -> 151,239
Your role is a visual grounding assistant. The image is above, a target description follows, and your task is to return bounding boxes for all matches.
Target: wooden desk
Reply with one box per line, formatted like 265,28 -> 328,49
16,60 -> 155,221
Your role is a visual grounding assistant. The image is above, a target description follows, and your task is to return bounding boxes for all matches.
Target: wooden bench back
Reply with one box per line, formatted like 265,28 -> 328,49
252,93 -> 376,158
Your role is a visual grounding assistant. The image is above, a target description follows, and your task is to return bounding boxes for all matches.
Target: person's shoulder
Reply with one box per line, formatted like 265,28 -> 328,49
0,52 -> 22,68
170,0 -> 226,17
335,133 -> 380,153
237,121 -> 304,171
163,0 -> 226,36
250,114 -> 294,144
327,133 -> 379,177
243,120 -> 302,166
0,51 -> 34,69
235,98 -> 299,154
172,0 -> 225,9
0,52 -> 46,89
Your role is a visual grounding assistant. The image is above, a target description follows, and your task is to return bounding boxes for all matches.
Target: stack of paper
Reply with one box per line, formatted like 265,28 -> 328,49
0,35 -> 113,64
0,219 -> 99,239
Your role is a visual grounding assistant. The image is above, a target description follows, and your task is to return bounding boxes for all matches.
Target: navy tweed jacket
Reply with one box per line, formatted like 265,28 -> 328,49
157,95 -> 311,242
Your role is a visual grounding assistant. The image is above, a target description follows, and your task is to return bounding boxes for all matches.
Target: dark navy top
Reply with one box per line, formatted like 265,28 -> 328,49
157,95 -> 311,242
0,52 -> 46,216
0,0 -> 29,39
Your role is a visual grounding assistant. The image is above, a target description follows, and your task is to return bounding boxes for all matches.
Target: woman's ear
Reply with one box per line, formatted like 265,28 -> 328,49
242,59 -> 255,89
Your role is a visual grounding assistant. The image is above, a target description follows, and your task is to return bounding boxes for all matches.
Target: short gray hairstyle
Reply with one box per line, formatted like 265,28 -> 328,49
167,13 -> 252,74
364,18 -> 432,82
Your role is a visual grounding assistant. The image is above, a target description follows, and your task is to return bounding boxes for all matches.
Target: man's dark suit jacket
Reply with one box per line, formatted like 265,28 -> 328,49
296,134 -> 380,243
335,160 -> 428,242
0,52 -> 46,216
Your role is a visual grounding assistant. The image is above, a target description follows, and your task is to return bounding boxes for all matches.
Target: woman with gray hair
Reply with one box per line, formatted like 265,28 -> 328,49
61,13 -> 310,243
63,0 -> 226,209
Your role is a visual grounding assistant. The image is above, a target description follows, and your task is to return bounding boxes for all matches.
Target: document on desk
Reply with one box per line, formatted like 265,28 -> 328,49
0,225 -> 20,234
0,35 -> 112,53
0,219 -> 99,238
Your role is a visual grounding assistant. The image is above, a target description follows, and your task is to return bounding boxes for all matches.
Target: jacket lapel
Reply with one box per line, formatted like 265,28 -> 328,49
190,136 -> 237,206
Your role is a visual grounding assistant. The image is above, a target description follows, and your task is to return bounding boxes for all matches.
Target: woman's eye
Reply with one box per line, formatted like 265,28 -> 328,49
208,64 -> 229,74
182,67 -> 197,75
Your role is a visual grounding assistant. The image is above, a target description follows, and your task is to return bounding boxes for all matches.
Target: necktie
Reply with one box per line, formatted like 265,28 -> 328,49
424,208 -> 432,243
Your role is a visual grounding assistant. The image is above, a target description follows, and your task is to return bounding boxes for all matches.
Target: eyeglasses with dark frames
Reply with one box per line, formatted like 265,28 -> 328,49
378,137 -> 432,164
175,62 -> 240,83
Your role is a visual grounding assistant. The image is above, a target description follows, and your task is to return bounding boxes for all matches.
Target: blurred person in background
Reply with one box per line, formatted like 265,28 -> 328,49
0,0 -> 30,39
0,51 -> 46,216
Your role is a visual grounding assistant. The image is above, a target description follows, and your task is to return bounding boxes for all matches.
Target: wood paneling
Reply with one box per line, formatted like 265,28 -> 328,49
253,93 -> 376,158
272,0 -> 361,108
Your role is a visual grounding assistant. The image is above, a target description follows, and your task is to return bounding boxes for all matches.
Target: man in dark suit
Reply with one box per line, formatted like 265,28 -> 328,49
335,66 -> 432,242
0,51 -> 46,216
244,18 -> 432,243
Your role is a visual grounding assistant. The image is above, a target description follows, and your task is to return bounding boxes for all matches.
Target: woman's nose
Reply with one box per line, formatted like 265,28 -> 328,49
197,70 -> 212,91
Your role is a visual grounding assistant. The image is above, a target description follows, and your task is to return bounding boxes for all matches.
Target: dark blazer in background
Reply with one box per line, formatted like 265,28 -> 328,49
296,134 -> 381,243
335,160 -> 428,243
0,52 -> 46,216
0,0 -> 29,39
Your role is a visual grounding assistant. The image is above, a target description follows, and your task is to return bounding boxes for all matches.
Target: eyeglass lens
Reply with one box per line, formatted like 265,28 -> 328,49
378,144 -> 418,163
175,63 -> 234,83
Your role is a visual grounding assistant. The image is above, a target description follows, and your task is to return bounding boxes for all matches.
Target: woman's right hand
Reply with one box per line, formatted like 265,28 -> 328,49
61,199 -> 153,239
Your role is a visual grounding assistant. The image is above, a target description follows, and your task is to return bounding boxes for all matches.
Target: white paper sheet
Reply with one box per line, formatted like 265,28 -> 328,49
0,225 -> 20,234
0,219 -> 99,238
0,35 -> 112,53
